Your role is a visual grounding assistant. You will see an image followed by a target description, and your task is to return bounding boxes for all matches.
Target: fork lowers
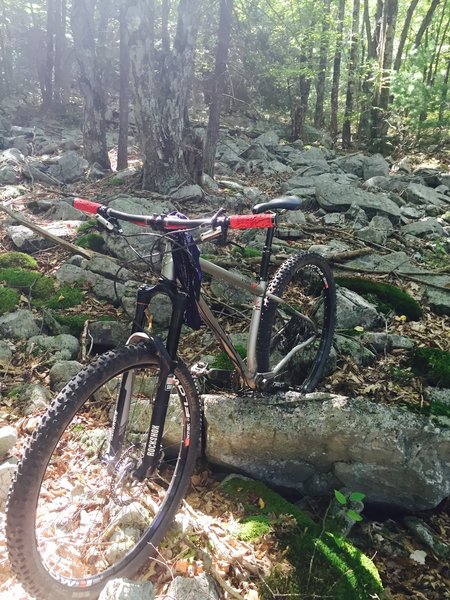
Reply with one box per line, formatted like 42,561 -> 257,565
256,251 -> 336,393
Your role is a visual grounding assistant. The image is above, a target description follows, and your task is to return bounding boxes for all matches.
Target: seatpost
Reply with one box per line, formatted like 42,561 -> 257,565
259,226 -> 276,281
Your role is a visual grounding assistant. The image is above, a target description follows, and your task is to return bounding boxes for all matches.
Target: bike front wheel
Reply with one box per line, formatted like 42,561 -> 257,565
257,252 -> 336,392
6,343 -> 200,600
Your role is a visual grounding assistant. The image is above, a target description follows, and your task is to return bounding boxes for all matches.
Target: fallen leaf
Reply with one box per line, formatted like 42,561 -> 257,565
409,549 -> 427,565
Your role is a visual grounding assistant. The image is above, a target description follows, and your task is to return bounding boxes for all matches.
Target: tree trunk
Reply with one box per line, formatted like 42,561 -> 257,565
342,0 -> 360,149
393,0 -> 419,71
53,0 -> 67,105
127,0 -> 200,193
414,0 -> 441,49
314,0 -> 331,129
330,0 -> 345,142
117,3 -> 129,171
204,0 -> 233,178
371,0 -> 398,143
43,0 -> 55,109
71,0 -> 111,170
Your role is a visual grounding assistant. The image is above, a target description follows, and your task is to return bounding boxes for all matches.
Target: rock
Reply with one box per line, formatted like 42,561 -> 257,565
424,288 -> 450,316
47,200 -> 88,220
16,383 -> 52,416
0,340 -> 14,366
0,164 -> 17,184
200,173 -> 219,191
170,184 -> 204,201
0,457 -> 17,510
98,579 -> 155,600
323,213 -> 346,226
335,288 -> 381,329
302,124 -> 333,148
334,334 -> 376,365
203,393 -> 450,510
403,517 -> 450,559
0,426 -> 17,460
87,321 -> 129,350
362,154 -> 390,180
210,270 -> 250,305
55,263 -> 127,307
308,239 -> 351,258
404,183 -> 447,207
49,361 -> 83,392
27,334 -> 80,363
254,130 -> 280,147
164,574 -> 220,600
47,150 -> 88,183
401,218 -> 445,239
0,310 -> 40,339
335,154 -> 365,178
7,220 -> 83,252
315,179 -> 401,223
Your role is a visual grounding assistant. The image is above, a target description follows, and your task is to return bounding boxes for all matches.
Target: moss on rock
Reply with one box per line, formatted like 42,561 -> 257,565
222,476 -> 383,600
335,276 -> 422,320
76,233 -> 105,252
0,251 -> 38,270
0,286 -> 19,314
412,347 -> 450,387
0,268 -> 56,298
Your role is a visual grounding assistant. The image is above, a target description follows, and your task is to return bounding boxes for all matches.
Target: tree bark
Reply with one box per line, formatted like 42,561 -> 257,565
371,0 -> 398,143
53,0 -> 67,104
117,3 -> 130,171
393,0 -> 419,71
330,0 -> 345,142
127,0 -> 200,193
204,0 -> 233,178
342,0 -> 360,149
71,0 -> 111,170
43,0 -> 55,109
414,0 -> 441,49
314,0 -> 331,130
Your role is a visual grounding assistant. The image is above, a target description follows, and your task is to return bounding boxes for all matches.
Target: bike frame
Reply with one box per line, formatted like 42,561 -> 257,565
107,228 -> 318,478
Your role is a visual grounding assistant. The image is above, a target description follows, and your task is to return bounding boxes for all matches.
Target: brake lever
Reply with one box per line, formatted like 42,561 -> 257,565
96,214 -> 123,234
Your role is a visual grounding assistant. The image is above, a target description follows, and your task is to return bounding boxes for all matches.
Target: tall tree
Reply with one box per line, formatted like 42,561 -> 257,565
330,0 -> 345,142
116,2 -> 129,171
371,0 -> 398,142
314,0 -> 331,129
127,0 -> 200,193
342,0 -> 360,148
71,0 -> 111,169
393,0 -> 419,71
204,0 -> 233,178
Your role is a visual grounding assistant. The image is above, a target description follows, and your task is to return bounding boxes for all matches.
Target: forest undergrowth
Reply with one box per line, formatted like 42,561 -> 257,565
0,164 -> 450,599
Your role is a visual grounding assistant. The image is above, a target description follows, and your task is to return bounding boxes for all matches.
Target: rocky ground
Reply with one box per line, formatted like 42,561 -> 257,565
0,109 -> 450,598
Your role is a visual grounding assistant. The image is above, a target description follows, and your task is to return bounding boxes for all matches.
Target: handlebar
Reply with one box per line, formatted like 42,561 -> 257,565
72,198 -> 277,231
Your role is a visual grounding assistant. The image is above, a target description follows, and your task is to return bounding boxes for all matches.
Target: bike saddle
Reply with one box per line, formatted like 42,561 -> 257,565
252,195 -> 302,214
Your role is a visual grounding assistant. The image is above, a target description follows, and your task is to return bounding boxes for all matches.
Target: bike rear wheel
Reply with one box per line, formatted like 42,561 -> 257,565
257,252 -> 336,392
6,343 -> 200,600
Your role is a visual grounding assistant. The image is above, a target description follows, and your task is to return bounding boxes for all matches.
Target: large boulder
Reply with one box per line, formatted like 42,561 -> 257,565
204,392 -> 450,511
315,178 -> 401,223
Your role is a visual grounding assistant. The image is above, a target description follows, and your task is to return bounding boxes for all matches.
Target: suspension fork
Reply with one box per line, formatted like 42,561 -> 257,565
105,281 -> 189,480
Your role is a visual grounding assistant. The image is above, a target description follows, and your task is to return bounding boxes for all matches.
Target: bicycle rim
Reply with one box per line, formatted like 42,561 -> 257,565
257,252 -> 336,392
6,345 -> 199,599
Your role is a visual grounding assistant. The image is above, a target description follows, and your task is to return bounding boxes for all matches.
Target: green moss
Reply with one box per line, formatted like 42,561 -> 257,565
430,399 -> 450,418
335,277 -> 422,320
0,251 -> 38,270
222,476 -> 383,600
0,286 -> 19,314
0,268 -> 56,298
54,314 -> 114,337
211,344 -> 247,370
77,219 -> 97,234
237,515 -> 272,541
412,347 -> 450,387
76,233 -> 105,252
35,286 -> 85,310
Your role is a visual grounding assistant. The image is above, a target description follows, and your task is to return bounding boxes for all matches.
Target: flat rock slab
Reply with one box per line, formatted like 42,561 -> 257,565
203,392 -> 450,511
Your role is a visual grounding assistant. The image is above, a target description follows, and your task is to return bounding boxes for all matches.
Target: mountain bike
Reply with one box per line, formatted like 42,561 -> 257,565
6,195 -> 336,600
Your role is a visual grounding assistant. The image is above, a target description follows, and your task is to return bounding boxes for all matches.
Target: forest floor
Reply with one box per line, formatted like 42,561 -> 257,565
0,163 -> 450,599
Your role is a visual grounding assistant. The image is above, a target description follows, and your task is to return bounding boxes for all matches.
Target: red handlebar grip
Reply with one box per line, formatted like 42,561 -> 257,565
229,214 -> 275,229
73,198 -> 103,214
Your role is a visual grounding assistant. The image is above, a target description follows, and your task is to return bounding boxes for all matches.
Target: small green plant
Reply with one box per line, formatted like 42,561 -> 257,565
0,251 -> 38,270
36,286 -> 85,310
332,490 -> 365,534
389,366 -> 415,384
0,286 -> 19,314
412,347 -> 450,387
211,344 -> 247,370
335,277 -> 422,320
